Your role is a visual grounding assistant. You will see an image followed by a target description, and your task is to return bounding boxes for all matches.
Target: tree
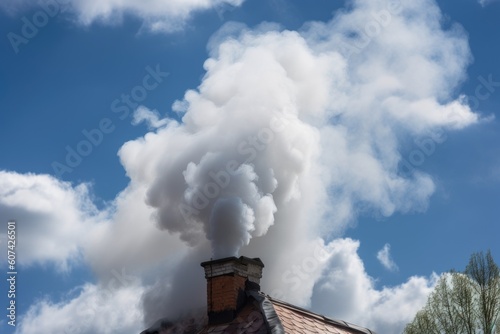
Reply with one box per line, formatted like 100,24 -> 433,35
465,251 -> 500,334
404,250 -> 500,334
404,309 -> 439,334
452,273 -> 476,334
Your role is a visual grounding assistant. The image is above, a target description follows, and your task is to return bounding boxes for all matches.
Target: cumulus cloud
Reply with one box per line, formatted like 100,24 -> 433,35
6,0 -> 482,332
377,243 -> 399,272
14,279 -> 145,334
0,171 -> 105,271
311,239 -> 437,334
0,0 -> 245,33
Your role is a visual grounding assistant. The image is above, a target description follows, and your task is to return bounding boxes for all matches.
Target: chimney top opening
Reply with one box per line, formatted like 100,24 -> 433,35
200,256 -> 264,325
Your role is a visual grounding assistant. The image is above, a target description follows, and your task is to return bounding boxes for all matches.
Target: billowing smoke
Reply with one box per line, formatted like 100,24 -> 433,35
121,0 -> 479,329
129,0 -> 477,261
139,68 -> 317,258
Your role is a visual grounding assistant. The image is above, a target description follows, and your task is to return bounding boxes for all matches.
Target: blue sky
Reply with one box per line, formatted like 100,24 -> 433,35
0,0 -> 499,333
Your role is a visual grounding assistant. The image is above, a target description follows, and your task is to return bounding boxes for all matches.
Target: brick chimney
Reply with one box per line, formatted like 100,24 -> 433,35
200,256 -> 264,325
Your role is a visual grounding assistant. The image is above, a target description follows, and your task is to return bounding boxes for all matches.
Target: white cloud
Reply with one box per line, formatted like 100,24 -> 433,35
0,171 -> 105,271
478,0 -> 499,7
14,279 -> 145,334
311,239 -> 437,334
0,0 -> 245,33
377,243 -> 399,272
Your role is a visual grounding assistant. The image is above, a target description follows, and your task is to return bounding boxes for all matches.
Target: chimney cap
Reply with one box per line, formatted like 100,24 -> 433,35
200,256 -> 264,268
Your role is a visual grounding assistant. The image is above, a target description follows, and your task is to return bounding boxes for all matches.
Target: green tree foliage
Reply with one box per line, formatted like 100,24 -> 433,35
404,251 -> 500,334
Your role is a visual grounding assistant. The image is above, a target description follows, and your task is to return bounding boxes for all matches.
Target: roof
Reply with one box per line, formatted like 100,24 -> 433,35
141,292 -> 376,334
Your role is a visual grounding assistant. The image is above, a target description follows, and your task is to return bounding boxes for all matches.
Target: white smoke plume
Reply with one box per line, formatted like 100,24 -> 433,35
121,0 -> 479,330
125,0 -> 477,260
